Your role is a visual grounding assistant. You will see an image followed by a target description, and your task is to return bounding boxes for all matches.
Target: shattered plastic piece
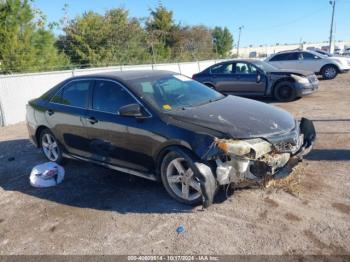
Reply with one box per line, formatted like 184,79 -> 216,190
176,225 -> 185,234
29,162 -> 64,188
215,138 -> 272,159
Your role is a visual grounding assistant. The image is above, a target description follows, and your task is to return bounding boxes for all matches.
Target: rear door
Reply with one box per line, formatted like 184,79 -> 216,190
46,79 -> 93,157
268,52 -> 299,70
208,62 -> 237,92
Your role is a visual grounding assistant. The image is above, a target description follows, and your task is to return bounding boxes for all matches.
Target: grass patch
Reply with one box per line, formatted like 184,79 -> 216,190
264,164 -> 304,197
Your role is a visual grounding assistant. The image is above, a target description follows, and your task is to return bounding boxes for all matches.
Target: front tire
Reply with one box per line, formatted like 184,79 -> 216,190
39,129 -> 64,164
321,65 -> 338,80
273,81 -> 296,102
161,151 -> 202,205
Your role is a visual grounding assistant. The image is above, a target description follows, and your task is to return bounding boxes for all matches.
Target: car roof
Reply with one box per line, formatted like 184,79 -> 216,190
215,59 -> 264,64
71,70 -> 176,82
271,49 -> 300,55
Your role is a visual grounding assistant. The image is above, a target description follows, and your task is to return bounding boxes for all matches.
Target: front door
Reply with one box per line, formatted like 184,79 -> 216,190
230,62 -> 266,94
85,79 -> 154,172
298,52 -> 323,72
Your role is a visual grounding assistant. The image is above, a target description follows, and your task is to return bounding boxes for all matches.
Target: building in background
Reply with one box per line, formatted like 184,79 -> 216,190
232,40 -> 350,58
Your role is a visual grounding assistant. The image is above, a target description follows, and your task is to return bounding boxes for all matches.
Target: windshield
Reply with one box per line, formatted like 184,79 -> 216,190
252,60 -> 278,71
129,74 -> 224,111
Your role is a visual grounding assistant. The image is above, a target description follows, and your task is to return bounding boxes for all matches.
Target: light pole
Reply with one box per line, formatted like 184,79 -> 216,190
236,26 -> 244,57
329,0 -> 336,53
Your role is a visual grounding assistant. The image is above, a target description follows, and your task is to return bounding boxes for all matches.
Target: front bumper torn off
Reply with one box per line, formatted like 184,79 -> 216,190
212,118 -> 316,185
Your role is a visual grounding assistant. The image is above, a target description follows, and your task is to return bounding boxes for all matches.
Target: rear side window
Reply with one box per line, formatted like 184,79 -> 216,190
51,80 -> 91,108
210,63 -> 233,74
92,80 -> 136,114
270,52 -> 298,61
301,52 -> 320,60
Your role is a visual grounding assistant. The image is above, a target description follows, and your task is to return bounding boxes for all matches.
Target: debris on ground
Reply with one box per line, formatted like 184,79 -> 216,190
176,225 -> 185,234
29,162 -> 65,188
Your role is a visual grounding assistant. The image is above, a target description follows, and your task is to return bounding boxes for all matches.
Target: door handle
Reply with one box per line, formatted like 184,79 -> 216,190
88,117 -> 98,125
47,109 -> 54,116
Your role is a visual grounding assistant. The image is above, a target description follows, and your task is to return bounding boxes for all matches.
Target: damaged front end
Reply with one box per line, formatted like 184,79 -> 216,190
210,118 -> 316,187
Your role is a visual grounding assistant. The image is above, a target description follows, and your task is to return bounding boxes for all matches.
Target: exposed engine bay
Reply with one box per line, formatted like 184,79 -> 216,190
212,118 -> 315,186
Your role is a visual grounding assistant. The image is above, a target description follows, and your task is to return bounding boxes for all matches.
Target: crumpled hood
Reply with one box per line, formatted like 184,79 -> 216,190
267,69 -> 314,76
166,95 -> 296,139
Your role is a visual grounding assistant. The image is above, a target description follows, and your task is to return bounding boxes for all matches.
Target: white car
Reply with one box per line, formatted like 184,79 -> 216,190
265,50 -> 350,79
344,47 -> 350,56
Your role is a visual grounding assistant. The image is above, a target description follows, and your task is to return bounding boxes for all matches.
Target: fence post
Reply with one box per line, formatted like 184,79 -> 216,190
0,99 -> 5,127
197,61 -> 201,72
177,63 -> 182,74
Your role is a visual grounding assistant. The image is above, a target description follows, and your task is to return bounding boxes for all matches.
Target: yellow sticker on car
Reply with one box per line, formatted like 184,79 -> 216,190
163,104 -> 172,110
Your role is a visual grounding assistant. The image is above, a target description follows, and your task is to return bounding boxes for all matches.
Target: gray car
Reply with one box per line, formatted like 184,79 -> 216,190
192,59 -> 319,102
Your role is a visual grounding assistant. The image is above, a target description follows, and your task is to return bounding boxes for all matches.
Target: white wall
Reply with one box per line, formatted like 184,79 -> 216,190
0,60 -> 221,126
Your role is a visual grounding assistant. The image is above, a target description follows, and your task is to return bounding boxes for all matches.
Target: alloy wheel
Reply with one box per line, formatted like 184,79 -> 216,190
166,158 -> 201,201
41,133 -> 60,161
324,67 -> 337,79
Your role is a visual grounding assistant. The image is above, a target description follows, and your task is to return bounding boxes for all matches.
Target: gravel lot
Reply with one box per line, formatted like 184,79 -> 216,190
0,73 -> 350,255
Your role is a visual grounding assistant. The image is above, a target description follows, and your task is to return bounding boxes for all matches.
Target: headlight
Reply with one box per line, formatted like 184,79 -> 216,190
215,138 -> 272,159
291,74 -> 310,84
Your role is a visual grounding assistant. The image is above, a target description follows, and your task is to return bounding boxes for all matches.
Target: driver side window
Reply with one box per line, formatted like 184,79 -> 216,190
234,62 -> 257,74
92,80 -> 136,114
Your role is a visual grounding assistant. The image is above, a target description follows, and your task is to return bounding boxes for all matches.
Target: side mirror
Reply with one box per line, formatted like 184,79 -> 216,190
118,103 -> 145,118
256,72 -> 262,83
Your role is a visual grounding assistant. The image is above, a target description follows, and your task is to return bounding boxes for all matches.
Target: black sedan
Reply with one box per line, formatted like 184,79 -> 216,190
192,60 -> 319,102
26,71 -> 316,207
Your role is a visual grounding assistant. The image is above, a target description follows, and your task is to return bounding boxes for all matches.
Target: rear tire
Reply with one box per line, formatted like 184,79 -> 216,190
161,150 -> 203,205
321,65 -> 338,80
273,81 -> 296,102
39,129 -> 64,164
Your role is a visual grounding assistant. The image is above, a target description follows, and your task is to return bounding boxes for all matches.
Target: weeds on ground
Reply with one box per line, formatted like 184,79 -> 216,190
264,164 -> 305,197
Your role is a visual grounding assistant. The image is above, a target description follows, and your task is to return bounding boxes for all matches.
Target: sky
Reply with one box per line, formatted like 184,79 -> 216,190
33,0 -> 350,47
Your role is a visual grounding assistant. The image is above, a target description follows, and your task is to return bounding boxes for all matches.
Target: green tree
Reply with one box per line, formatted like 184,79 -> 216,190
212,26 -> 233,57
145,4 -> 175,62
0,0 -> 69,73
170,25 -> 214,61
58,8 -> 150,67
105,9 -> 150,65
57,11 -> 107,66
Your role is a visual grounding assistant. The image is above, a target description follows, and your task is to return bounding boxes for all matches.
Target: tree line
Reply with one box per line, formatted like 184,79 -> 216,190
0,0 -> 234,74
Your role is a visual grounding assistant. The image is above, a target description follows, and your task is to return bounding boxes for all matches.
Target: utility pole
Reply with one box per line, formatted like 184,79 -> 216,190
213,38 -> 218,60
236,26 -> 244,57
329,0 -> 336,53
